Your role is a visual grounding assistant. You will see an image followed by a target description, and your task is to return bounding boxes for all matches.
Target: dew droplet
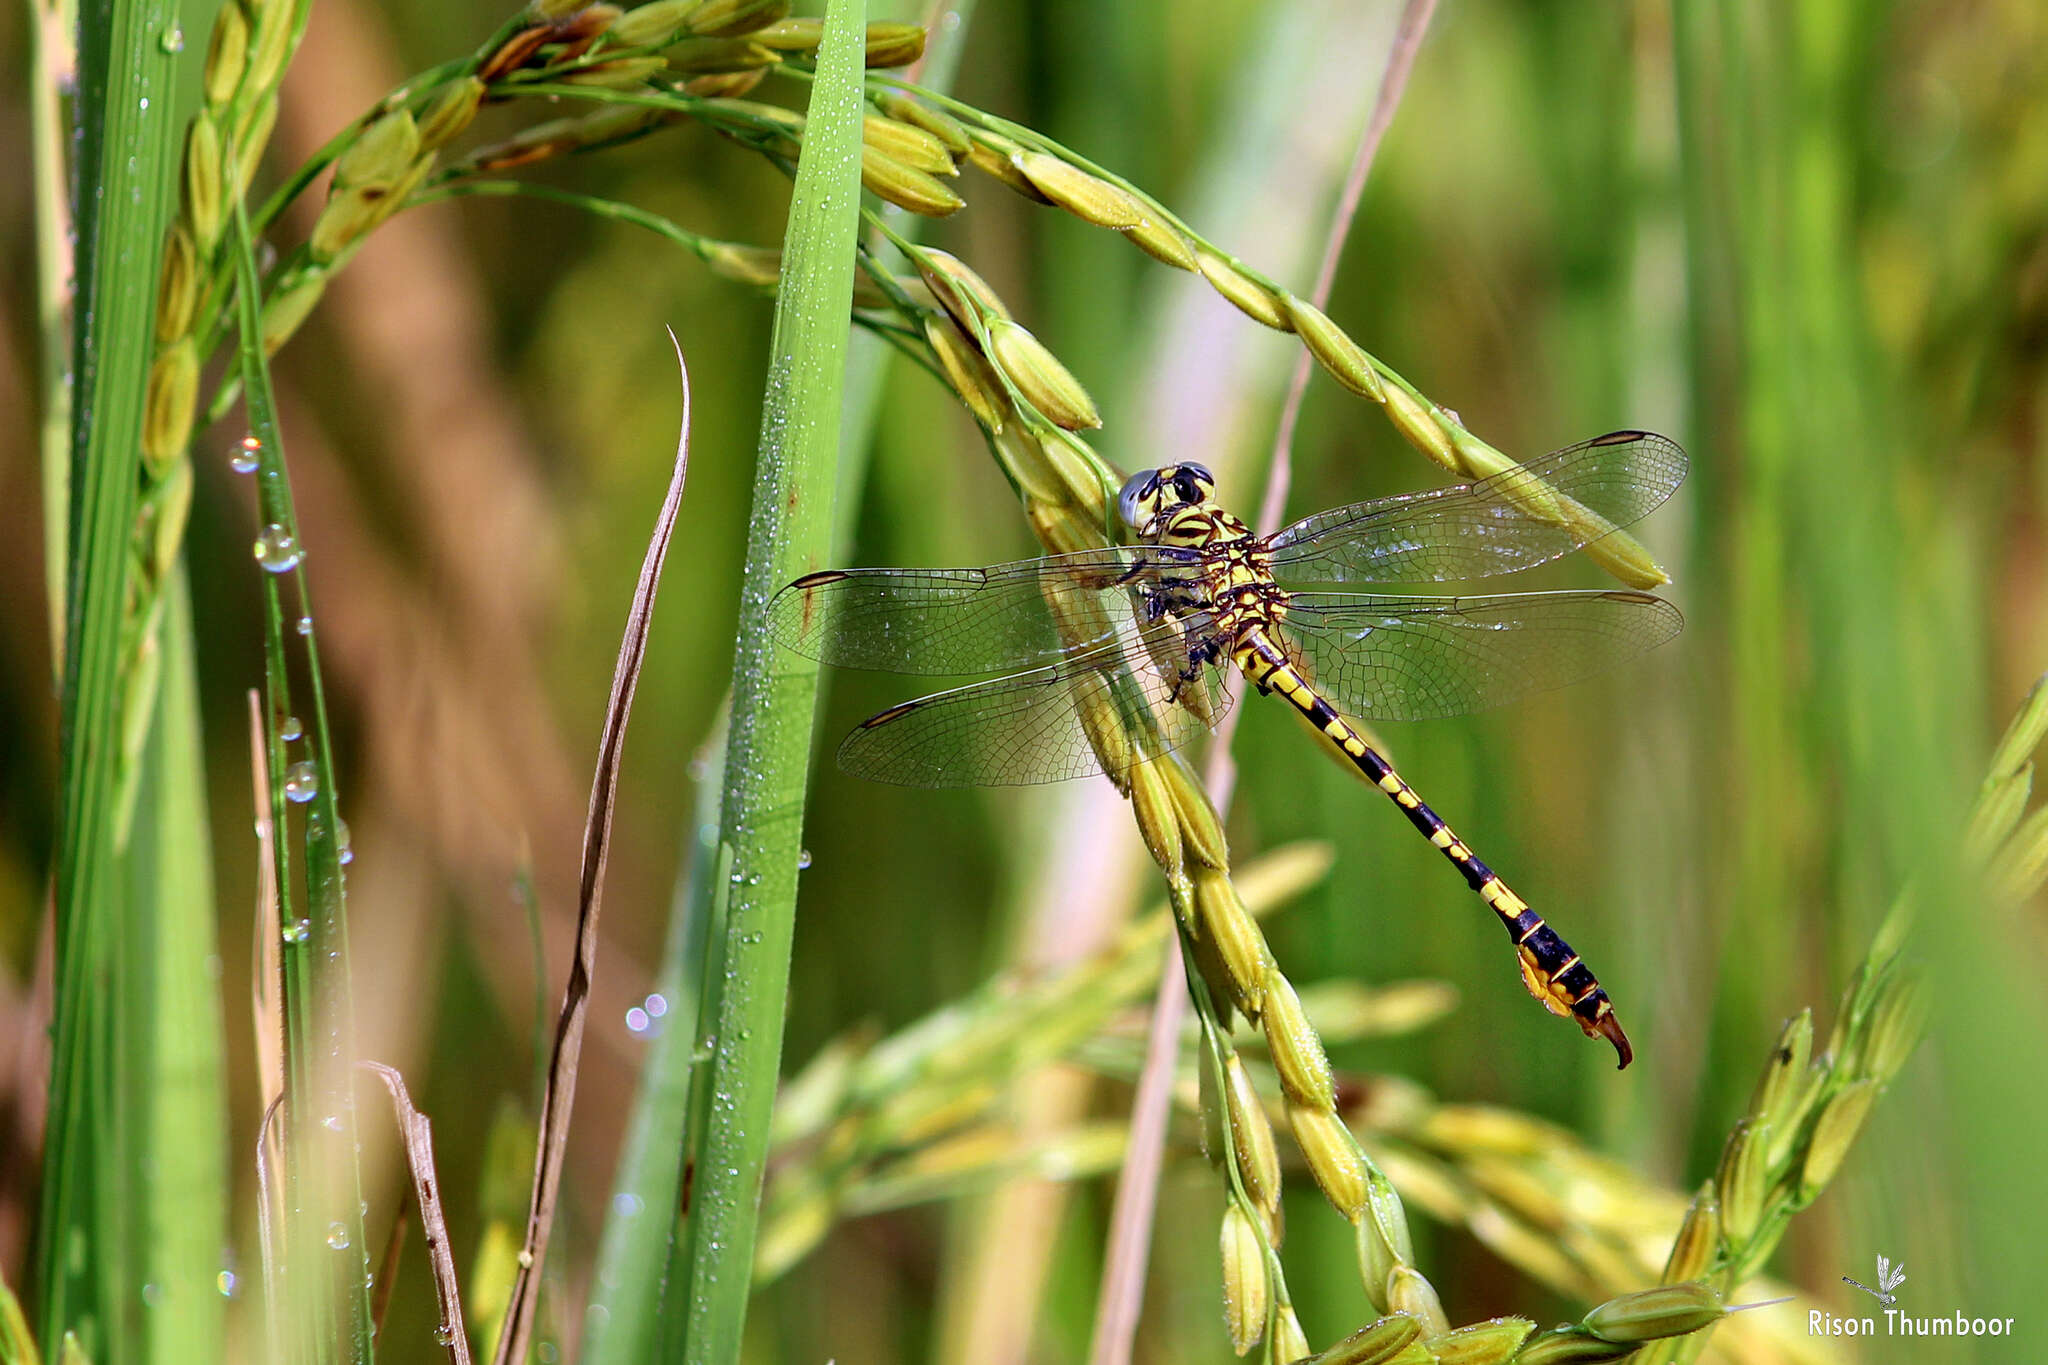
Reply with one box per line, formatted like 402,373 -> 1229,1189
435,1324 -> 456,1346
337,816 -> 354,865
296,615 -> 313,636
611,1191 -> 644,1218
625,1007 -> 650,1035
253,523 -> 302,573
283,760 -> 318,803
216,1269 -> 237,1297
280,714 -> 303,741
797,848 -> 813,870
326,1222 -> 350,1250
323,1113 -> 343,1132
161,25 -> 184,53
141,1281 -> 164,1307
644,993 -> 668,1018
229,437 -> 260,474
282,918 -> 311,944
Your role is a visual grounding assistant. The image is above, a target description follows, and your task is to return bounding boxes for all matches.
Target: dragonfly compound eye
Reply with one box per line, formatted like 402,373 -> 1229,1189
1118,469 -> 1163,529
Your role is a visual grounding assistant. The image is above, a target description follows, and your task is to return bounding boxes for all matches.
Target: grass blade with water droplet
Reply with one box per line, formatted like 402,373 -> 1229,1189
669,3 -> 867,1361
224,125 -> 373,1365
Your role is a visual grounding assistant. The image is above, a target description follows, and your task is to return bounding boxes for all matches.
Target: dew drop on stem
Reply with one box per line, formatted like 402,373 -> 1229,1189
283,760 -> 318,802
253,524 -> 302,572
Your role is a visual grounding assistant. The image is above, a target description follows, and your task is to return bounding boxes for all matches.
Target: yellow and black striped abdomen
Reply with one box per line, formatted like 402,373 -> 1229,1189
1232,628 -> 1633,1068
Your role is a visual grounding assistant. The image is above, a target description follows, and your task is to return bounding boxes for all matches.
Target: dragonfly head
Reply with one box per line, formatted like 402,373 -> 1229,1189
1118,462 -> 1218,535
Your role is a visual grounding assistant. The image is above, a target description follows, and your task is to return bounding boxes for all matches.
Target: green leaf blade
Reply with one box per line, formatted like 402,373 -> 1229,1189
40,0 -> 187,1353
673,1 -> 869,1361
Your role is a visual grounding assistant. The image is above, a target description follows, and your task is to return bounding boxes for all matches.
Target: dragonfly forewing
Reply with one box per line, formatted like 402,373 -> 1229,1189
1264,430 -> 1686,585
767,545 -> 1205,675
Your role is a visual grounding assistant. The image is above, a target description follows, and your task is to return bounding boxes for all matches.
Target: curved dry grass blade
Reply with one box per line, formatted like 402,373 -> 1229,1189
1089,7 -> 1441,1363
248,687 -> 289,1365
254,1097 -> 286,1365
490,348 -> 692,1365
363,1062 -> 473,1365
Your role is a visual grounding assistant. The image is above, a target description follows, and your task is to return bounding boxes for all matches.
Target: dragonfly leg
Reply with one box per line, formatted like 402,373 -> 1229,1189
1165,632 -> 1224,705
1239,635 -> 1633,1067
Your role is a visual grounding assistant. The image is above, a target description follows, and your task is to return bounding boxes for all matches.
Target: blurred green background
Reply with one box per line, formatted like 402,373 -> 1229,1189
3,0 -> 2047,1361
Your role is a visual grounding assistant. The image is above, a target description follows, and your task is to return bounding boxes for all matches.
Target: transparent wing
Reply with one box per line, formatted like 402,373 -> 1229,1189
1277,590 -> 1683,722
768,545 -> 1206,675
836,627 -> 1232,787
1264,430 -> 1686,584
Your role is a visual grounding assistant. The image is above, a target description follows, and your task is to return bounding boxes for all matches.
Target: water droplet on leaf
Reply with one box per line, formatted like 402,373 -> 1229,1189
283,760 -> 318,802
253,523 -> 302,573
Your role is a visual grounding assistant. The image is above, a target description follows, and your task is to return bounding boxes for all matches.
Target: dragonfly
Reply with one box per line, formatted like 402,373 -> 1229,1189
769,430 -> 1686,1067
